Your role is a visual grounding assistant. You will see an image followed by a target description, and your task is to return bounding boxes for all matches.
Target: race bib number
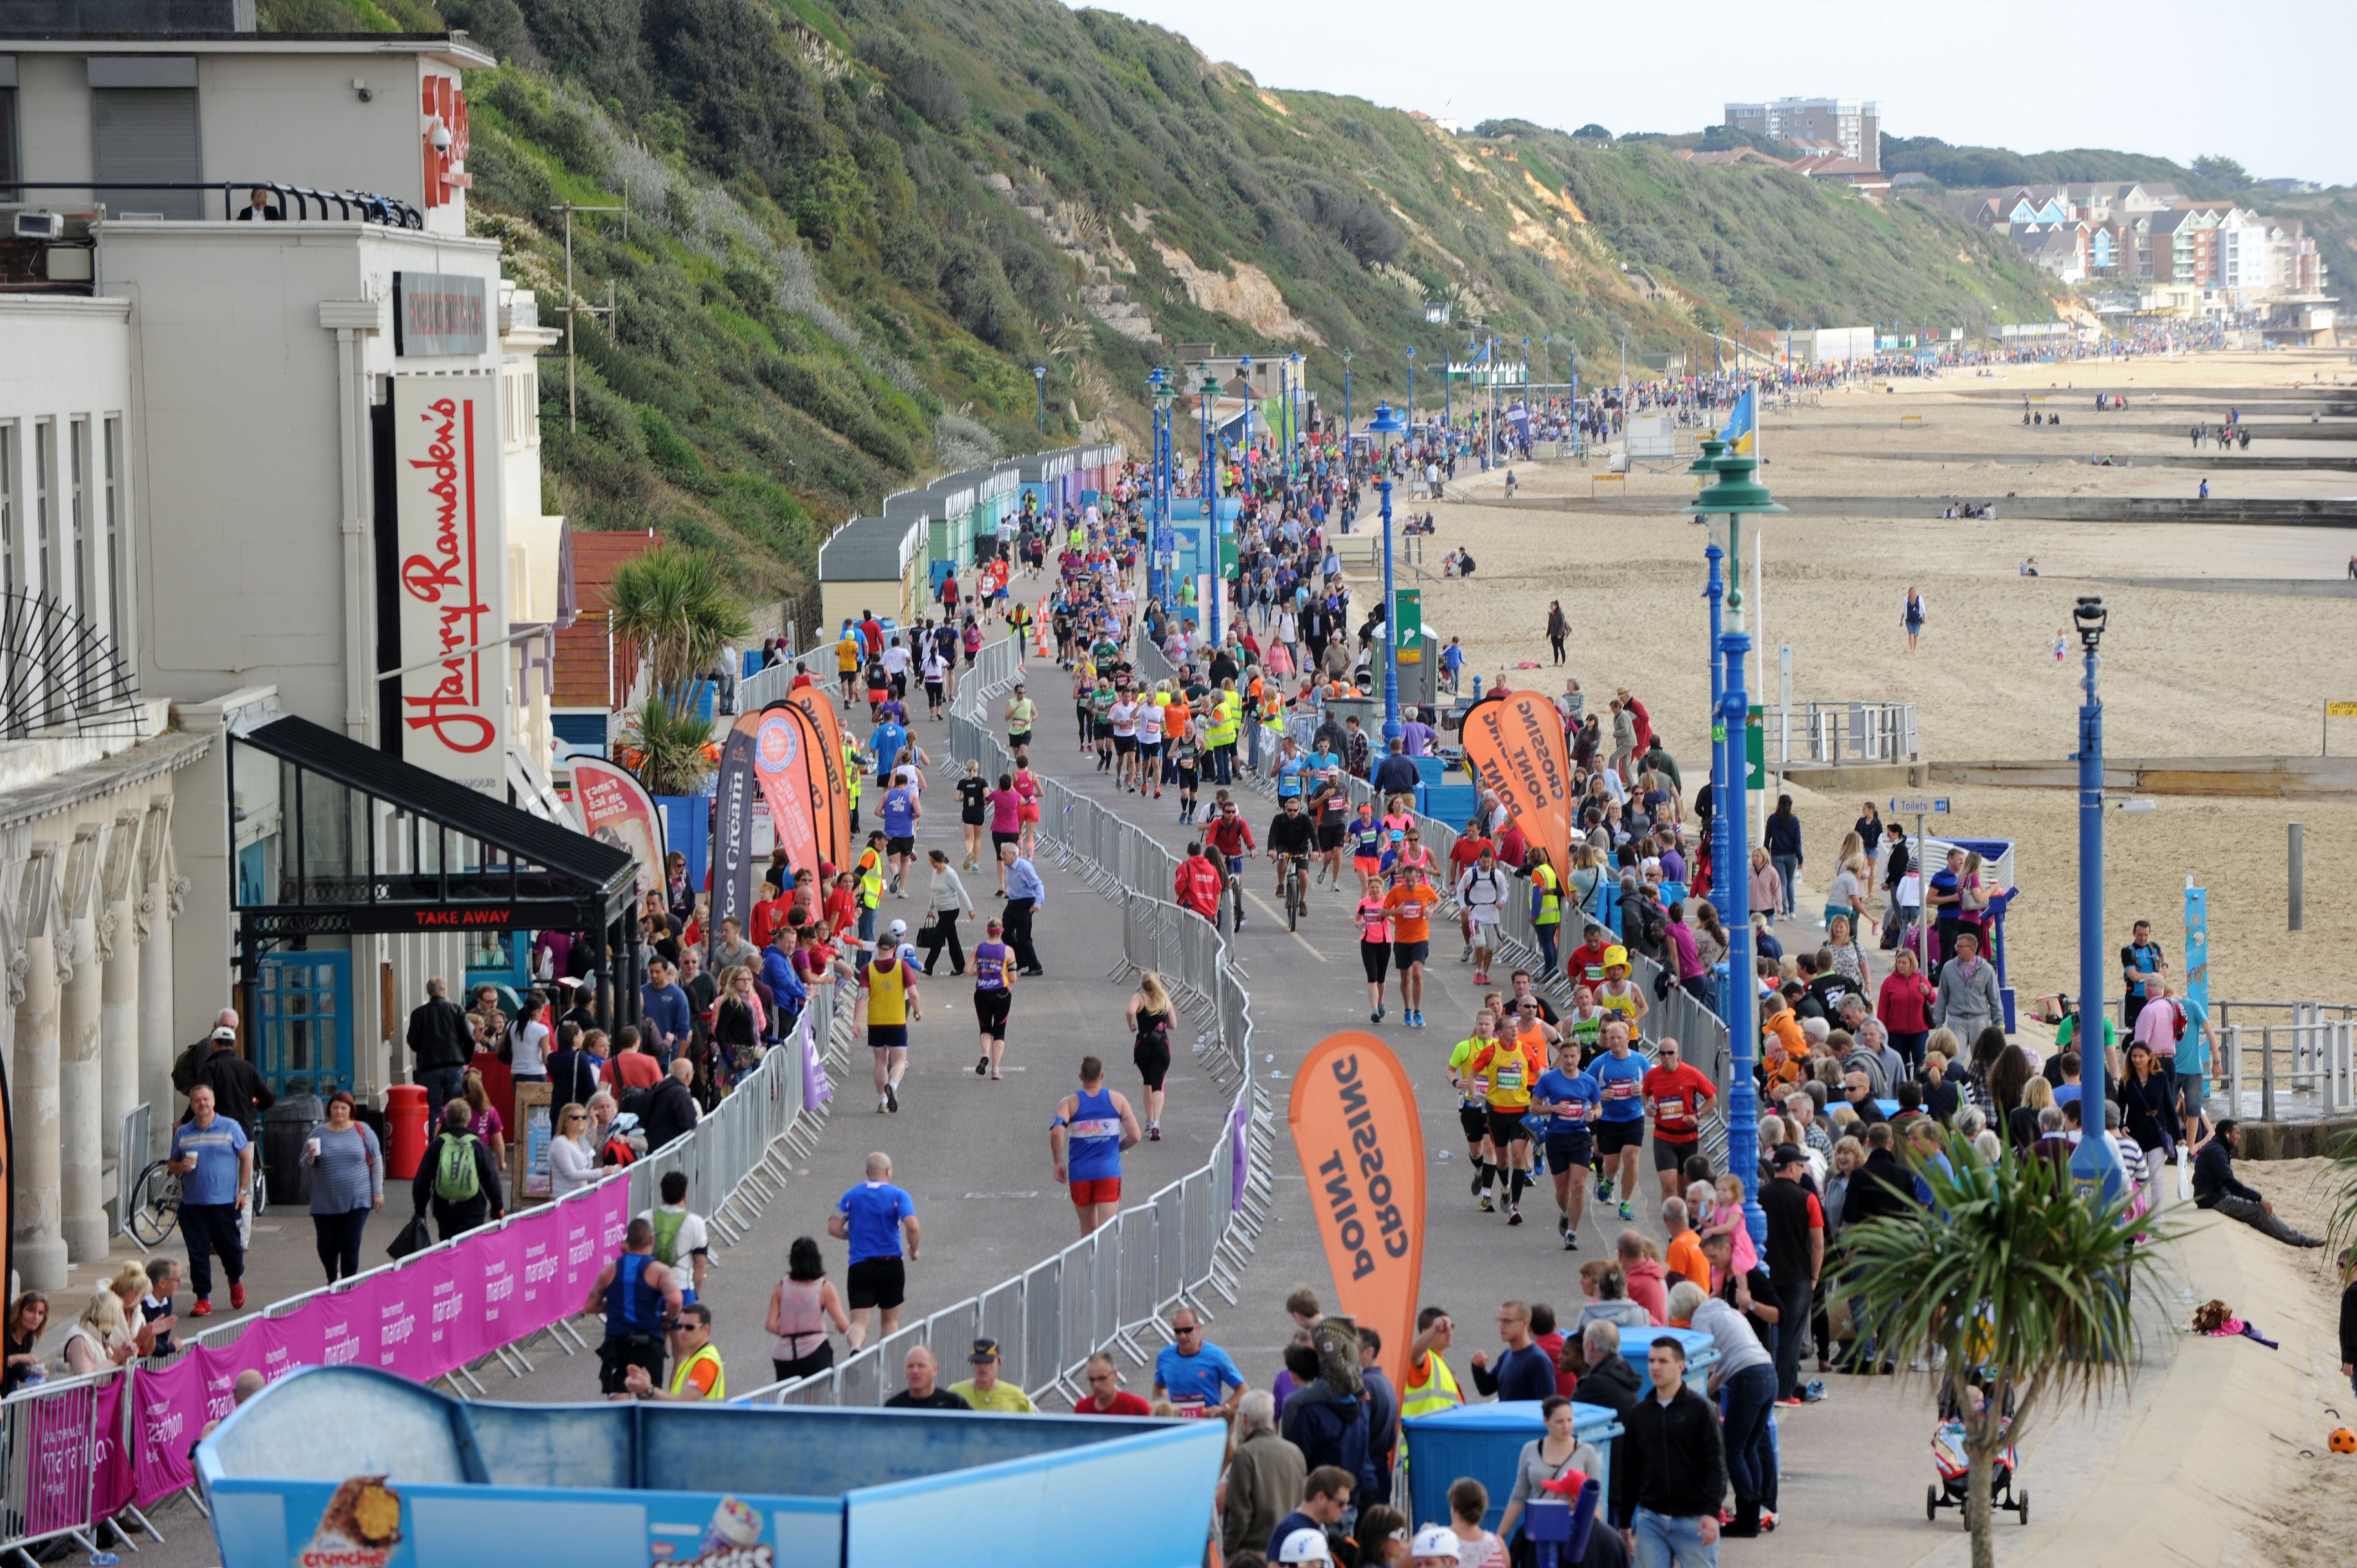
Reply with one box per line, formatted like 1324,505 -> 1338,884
1496,1062 -> 1525,1091
1655,1096 -> 1687,1120
1397,901 -> 1425,921
1605,1080 -> 1638,1100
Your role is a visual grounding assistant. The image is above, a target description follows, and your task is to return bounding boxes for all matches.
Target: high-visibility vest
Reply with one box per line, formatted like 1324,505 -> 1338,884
1210,691 -> 1242,745
1400,1350 -> 1463,1418
668,1343 -> 726,1401
843,742 -> 863,808
857,849 -> 884,909
1531,862 -> 1562,925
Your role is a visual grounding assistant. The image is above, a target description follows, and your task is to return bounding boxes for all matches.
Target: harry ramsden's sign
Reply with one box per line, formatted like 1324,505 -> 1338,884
392,373 -> 508,793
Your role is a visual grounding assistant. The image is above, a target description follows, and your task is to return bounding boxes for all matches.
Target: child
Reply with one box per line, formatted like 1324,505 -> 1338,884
2053,627 -> 2068,663
1700,1174 -> 1759,1276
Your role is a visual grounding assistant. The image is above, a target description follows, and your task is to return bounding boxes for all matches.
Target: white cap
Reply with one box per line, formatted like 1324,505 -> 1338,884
1410,1525 -> 1460,1559
887,919 -> 908,937
211,1027 -> 238,1041
1276,1528 -> 1334,1565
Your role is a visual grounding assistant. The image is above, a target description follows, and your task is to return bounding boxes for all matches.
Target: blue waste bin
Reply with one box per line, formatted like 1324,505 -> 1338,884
1401,1400 -> 1624,1536
1617,1325 -> 1719,1392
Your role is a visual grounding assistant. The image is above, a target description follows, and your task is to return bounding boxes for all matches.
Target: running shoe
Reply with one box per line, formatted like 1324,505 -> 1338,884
1371,1007 -> 1383,1024
990,1070 -> 1002,1081
1775,1396 -> 1804,1408
1506,1206 -> 1522,1226
231,1283 -> 245,1309
877,1095 -> 889,1114
1563,1230 -> 1578,1251
1597,1177 -> 1615,1201
1617,1200 -> 1633,1221
1800,1381 -> 1827,1403
189,1300 -> 213,1318
1460,943 -> 1473,963
976,1055 -> 990,1076
1471,1172 -> 1485,1199
1759,1510 -> 1778,1533
1557,1214 -> 1571,1239
1473,971 -> 1490,986
1148,1124 -> 1161,1141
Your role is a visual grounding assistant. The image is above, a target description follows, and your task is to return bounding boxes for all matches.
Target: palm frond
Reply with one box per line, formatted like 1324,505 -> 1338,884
617,694 -> 717,797
606,544 -> 755,710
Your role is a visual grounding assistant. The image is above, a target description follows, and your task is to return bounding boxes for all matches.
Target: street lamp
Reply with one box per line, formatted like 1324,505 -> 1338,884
1032,365 -> 1047,433
1237,353 -> 1254,500
1367,400 -> 1407,745
1197,363 -> 1218,510
1686,447 -> 1785,1242
1406,346 -> 1417,437
2070,595 -> 2128,1206
1147,366 -> 1170,609
1288,350 -> 1303,484
1341,348 -> 1354,469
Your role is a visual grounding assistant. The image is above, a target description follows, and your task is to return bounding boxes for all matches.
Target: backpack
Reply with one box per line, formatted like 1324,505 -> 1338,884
432,1133 -> 481,1203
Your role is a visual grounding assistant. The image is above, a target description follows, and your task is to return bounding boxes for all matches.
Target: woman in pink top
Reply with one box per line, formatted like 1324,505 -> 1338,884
1011,765 -> 1043,858
987,775 -> 1023,893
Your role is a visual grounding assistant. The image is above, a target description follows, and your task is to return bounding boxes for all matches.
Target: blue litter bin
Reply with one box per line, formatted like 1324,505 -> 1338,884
1401,1400 -> 1624,1536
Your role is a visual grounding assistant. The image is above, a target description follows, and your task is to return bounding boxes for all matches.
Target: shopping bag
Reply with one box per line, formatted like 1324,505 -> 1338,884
2174,1144 -> 2195,1205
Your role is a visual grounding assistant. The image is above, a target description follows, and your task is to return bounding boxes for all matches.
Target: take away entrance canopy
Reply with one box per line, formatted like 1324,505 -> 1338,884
230,716 -> 642,1028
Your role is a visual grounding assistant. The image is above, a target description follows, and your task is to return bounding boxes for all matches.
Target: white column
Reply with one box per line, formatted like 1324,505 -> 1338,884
60,824 -> 106,1261
99,811 -> 140,1175
10,848 -> 66,1289
137,800 -> 185,1159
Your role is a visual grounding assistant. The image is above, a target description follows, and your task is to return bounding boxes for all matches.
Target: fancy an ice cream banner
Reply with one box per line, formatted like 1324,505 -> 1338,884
104,1182 -> 628,1508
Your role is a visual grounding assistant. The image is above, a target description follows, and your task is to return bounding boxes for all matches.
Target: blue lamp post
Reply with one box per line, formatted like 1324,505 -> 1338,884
1146,367 -> 1169,608
1032,365 -> 1047,433
1686,438 -> 1729,915
1237,353 -> 1254,501
1288,350 -> 1303,483
1341,348 -> 1353,472
1688,448 -> 1785,1241
2069,595 -> 2128,1206
1406,346 -> 1417,437
1367,400 -> 1407,745
1197,365 -> 1218,509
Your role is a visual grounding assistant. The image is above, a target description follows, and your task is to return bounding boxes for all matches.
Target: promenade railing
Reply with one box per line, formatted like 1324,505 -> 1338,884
735,634 -> 1275,1411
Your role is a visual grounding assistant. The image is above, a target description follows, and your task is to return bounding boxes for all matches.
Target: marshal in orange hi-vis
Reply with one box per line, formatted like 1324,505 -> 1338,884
1287,1030 -> 1426,1382
1459,689 -> 1577,880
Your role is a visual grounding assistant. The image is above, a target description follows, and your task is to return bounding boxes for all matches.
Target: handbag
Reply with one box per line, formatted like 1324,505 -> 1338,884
387,1211 -> 434,1261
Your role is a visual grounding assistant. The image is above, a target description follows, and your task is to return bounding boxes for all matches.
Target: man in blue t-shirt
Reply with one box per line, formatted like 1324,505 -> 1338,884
1532,1041 -> 1602,1251
1274,740 -> 1308,801
169,1084 -> 254,1314
869,718 -> 908,785
2121,920 -> 2166,1032
1154,1306 -> 1247,1413
831,1152 -> 919,1348
1589,1022 -> 1648,1223
879,782 -> 920,895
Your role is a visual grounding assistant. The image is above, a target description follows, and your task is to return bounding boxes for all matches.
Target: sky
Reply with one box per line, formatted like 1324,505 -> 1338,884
1064,0 -> 2356,187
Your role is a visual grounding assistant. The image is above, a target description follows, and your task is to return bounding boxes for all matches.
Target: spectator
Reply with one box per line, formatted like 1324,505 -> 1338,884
765,1236 -> 850,1385
1610,1337 -> 1726,1557
643,1059 -> 701,1151
641,1169 -> 710,1303
949,1337 -> 1036,1412
414,1100 -> 503,1240
300,1090 -> 383,1282
192,1024 -> 275,1139
882,1344 -> 966,1410
168,1084 -> 252,1316
2193,1120 -> 2325,1246
1223,1390 -> 1308,1560
1279,1341 -> 1374,1501
1268,1466 -> 1356,1565
1074,1351 -> 1154,1416
1932,931 -> 2004,1043
621,1303 -> 725,1402
548,1102 -> 600,1198
405,977 -> 472,1126
1468,1298 -> 1557,1403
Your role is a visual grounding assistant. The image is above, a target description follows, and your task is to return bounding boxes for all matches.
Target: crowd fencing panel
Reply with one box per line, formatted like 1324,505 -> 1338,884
734,636 -> 1271,1410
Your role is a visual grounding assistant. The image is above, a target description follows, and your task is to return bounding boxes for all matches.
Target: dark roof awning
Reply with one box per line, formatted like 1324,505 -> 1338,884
231,715 -> 636,938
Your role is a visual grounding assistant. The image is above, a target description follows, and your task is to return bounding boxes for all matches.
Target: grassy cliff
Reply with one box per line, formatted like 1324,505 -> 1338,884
261,0 -> 2072,608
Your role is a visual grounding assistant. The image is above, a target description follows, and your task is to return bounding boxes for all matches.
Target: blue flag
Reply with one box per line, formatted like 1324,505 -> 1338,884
1719,387 -> 1757,455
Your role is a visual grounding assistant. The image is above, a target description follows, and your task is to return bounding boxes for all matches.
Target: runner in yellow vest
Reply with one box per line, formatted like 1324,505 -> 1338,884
624,1304 -> 725,1401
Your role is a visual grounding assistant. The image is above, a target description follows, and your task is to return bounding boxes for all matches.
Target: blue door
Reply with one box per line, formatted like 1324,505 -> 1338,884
256,948 -> 353,1095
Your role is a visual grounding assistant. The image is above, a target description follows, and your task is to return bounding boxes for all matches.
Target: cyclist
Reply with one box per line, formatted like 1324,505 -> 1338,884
1448,1010 -> 1504,1211
1264,796 -> 1316,914
1382,865 -> 1440,1028
1532,1038 -> 1602,1251
1591,1021 -> 1648,1221
1203,792 -> 1257,930
1470,1010 -> 1546,1225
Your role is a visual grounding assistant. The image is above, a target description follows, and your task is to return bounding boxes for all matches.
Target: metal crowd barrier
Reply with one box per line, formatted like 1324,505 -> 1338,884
737,634 -> 1275,1411
2221,1017 -> 2357,1123
0,987 -> 867,1562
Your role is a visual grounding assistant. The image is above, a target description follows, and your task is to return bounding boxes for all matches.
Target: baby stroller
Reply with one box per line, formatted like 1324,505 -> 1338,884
1926,1378 -> 2028,1525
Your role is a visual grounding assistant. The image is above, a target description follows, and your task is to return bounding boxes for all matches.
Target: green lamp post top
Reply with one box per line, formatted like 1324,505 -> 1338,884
1686,449 -> 1787,517
1686,436 -> 1727,478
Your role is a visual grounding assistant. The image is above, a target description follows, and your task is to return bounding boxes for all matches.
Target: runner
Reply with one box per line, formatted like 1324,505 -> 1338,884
879,772 -> 920,899
1049,1056 -> 1143,1237
1126,970 -> 1176,1138
1470,1010 -> 1546,1225
836,623 -> 863,706
830,1152 -> 918,1350
1356,880 -> 1394,1024
1308,766 -> 1349,892
858,940 -> 922,1113
1449,813 -> 1495,964
1563,986 -> 1607,1065
1448,1011 -> 1504,1211
1641,1036 -> 1717,1202
1591,1021 -> 1648,1221
1133,685 -> 1165,798
1593,946 -> 1650,1039
1383,864 -> 1440,1028
1005,683 -> 1036,759
955,760 -> 989,871
1532,1038 -> 1602,1250
1347,801 -> 1386,900
1109,689 -> 1140,790
971,919 -> 1013,1081
1456,843 -> 1512,987
1170,718 -> 1203,824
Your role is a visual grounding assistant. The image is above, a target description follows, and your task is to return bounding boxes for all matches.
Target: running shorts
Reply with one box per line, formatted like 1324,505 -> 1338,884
1069,1177 -> 1123,1208
1596,1118 -> 1645,1156
1488,1108 -> 1530,1146
887,835 -> 915,858
1458,1103 -> 1491,1144
1653,1134 -> 1699,1173
846,1257 -> 907,1311
1545,1132 -> 1593,1172
1318,821 -> 1346,851
974,990 -> 1011,1036
1392,940 -> 1430,968
867,1023 -> 909,1050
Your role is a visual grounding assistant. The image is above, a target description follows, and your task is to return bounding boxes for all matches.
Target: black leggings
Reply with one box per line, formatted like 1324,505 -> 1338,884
922,911 -> 965,973
773,1340 -> 836,1384
313,1207 -> 370,1282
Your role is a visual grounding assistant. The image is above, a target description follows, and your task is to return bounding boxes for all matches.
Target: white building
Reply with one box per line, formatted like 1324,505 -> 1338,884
1723,97 -> 1880,168
1,7 -> 627,1288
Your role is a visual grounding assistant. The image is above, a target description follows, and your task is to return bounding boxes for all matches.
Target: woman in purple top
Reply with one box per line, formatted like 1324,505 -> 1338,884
1666,901 -> 1710,1004
971,919 -> 1015,1080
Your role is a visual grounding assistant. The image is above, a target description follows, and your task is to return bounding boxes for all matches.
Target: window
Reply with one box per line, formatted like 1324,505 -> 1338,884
0,82 -> 18,197
32,417 -> 52,597
0,421 -> 15,596
69,416 -> 88,617
102,416 -> 122,642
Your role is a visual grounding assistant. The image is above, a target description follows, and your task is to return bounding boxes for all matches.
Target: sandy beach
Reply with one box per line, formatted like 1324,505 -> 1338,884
1401,349 -> 2357,1005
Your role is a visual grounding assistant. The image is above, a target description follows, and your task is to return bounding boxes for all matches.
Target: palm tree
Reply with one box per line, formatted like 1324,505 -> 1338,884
1841,1133 -> 2170,1568
616,694 -> 717,797
604,545 -> 752,711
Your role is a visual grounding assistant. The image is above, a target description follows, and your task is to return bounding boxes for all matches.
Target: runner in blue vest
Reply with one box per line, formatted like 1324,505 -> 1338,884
584,1216 -> 685,1396
1048,1055 -> 1141,1238
880,779 -> 920,898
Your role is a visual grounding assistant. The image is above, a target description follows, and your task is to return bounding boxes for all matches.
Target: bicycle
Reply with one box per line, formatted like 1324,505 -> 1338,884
125,1151 -> 267,1250
1277,853 -> 1309,933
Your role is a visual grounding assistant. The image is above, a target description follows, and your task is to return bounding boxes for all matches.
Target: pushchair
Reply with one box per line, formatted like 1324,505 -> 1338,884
1926,1378 -> 2028,1525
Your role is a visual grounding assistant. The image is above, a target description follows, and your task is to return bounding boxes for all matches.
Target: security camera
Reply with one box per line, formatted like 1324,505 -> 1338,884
352,78 -> 373,102
430,123 -> 453,151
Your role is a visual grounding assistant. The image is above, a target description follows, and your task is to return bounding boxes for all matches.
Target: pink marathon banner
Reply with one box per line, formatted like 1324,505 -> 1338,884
123,1182 -> 629,1505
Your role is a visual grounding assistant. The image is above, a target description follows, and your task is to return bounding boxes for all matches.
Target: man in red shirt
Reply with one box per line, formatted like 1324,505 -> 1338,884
1174,843 -> 1225,925
1565,920 -> 1617,990
1073,1351 -> 1152,1415
1640,1036 -> 1717,1203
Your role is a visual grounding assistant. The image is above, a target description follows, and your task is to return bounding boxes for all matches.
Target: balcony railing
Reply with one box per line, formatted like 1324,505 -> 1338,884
3,180 -> 424,227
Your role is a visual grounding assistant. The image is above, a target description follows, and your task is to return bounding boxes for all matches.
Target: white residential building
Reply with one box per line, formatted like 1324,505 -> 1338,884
1723,97 -> 1880,168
